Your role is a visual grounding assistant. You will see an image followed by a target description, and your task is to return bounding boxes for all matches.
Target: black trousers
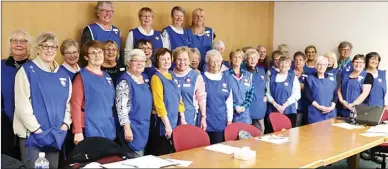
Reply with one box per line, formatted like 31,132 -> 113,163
207,131 -> 224,145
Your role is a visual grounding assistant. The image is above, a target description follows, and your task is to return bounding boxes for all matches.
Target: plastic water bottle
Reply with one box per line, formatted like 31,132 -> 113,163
35,152 -> 49,169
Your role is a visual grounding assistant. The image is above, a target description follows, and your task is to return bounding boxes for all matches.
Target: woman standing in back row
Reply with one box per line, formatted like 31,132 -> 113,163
162,6 -> 191,51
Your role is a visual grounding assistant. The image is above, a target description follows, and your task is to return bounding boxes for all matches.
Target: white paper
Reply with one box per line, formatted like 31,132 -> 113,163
365,124 -> 388,134
332,123 -> 365,130
100,155 -> 178,168
255,135 -> 291,144
83,162 -> 102,168
164,158 -> 193,167
360,132 -> 388,137
204,144 -> 241,155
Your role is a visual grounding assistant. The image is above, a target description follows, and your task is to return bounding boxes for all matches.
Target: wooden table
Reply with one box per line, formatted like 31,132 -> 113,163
161,118 -> 387,168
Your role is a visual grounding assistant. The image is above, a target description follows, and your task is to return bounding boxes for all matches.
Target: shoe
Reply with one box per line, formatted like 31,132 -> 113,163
372,156 -> 383,164
361,152 -> 372,161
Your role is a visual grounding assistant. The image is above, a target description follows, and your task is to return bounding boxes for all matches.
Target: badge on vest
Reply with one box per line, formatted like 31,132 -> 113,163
328,73 -> 334,76
329,77 -> 335,81
244,78 -> 250,87
284,82 -> 289,86
261,75 -> 265,80
59,78 -> 67,87
113,28 -> 119,35
222,82 -> 228,92
119,67 -> 126,71
29,65 -> 35,73
145,78 -> 150,83
174,79 -> 180,88
155,36 -> 159,40
378,78 -> 382,83
357,76 -> 364,82
106,77 -> 112,85
346,66 -> 351,72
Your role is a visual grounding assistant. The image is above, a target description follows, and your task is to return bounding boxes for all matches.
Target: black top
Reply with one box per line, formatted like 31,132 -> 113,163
101,64 -> 126,86
304,73 -> 339,106
5,56 -> 29,69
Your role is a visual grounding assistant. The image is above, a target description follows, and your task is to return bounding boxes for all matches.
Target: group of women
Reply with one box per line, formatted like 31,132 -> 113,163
2,2 -> 387,168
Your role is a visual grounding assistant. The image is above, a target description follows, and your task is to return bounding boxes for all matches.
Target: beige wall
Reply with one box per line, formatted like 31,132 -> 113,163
2,2 -> 274,63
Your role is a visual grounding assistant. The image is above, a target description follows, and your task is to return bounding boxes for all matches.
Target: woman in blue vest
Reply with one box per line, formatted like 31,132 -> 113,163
337,41 -> 354,77
266,56 -> 301,127
304,45 -> 317,75
125,7 -> 164,58
71,40 -> 116,145
292,51 -> 308,126
150,48 -> 186,155
244,49 -> 267,133
189,48 -> 201,73
203,49 -> 233,144
14,32 -> 71,168
135,39 -> 156,79
187,8 -> 216,71
266,50 -> 282,79
115,49 -> 152,158
59,39 -> 80,80
226,49 -> 254,125
338,54 -> 373,117
172,46 -> 207,128
2,30 -> 31,160
80,1 -> 121,67
364,52 -> 387,107
323,51 -> 339,77
162,6 -> 191,51
304,56 -> 338,124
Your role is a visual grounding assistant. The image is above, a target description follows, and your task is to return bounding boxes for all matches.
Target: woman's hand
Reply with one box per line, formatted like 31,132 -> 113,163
124,124 -> 133,142
74,133 -> 84,145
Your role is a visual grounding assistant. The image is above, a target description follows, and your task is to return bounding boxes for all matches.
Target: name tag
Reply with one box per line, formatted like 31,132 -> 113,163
244,83 -> 250,87
119,67 -> 126,71
183,84 -> 191,87
222,89 -> 228,92
177,84 -> 181,88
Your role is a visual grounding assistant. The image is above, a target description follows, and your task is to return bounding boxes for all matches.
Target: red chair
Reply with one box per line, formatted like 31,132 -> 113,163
269,112 -> 292,132
224,122 -> 262,141
172,125 -> 210,152
372,108 -> 388,169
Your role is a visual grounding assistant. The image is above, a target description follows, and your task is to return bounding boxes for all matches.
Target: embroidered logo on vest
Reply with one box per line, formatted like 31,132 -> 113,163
378,78 -> 382,83
284,82 -> 289,86
185,77 -> 191,84
155,36 -> 159,40
59,78 -> 67,87
30,66 -> 35,73
106,77 -> 112,85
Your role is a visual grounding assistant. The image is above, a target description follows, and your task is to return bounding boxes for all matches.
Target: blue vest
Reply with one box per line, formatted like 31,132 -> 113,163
227,70 -> 252,124
116,72 -> 152,151
87,23 -> 121,49
297,73 -> 308,113
154,71 -> 181,136
23,62 -> 69,150
249,67 -> 267,120
339,71 -> 367,117
339,61 -> 354,79
164,26 -> 191,50
1,60 -> 18,121
202,73 -> 230,132
307,74 -> 337,124
303,65 -> 316,75
174,70 -> 199,125
80,69 -> 116,140
144,65 -> 157,82
59,65 -> 78,81
269,72 -> 297,115
187,27 -> 213,69
132,28 -> 163,56
366,70 -> 386,107
326,68 -> 338,77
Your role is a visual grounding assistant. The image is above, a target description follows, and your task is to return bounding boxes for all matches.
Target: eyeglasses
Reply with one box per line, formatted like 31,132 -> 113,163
140,47 -> 152,51
64,51 -> 79,56
100,9 -> 114,13
353,61 -> 365,64
105,48 -> 117,52
10,39 -> 28,45
130,59 -> 146,63
88,50 -> 104,56
140,15 -> 153,18
39,45 -> 58,51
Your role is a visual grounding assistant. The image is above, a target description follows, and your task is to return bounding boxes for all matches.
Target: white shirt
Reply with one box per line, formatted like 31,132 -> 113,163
124,26 -> 167,55
265,72 -> 301,109
62,63 -> 80,73
204,71 -> 234,122
161,25 -> 185,50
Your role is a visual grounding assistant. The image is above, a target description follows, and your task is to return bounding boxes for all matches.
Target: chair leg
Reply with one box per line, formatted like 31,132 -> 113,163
382,154 -> 386,169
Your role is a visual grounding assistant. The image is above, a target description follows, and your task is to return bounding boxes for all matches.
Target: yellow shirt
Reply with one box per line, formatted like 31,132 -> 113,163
150,71 -> 185,117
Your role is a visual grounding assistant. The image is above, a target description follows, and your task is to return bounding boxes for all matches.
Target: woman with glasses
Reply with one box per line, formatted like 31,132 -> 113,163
162,6 -> 191,51
59,39 -> 81,80
304,45 -> 317,75
305,56 -> 338,124
14,32 -> 71,168
337,41 -> 353,77
135,39 -> 156,79
80,1 -> 121,67
71,40 -> 116,145
101,40 -> 126,85
2,30 -> 32,160
338,54 -> 373,117
125,7 -> 164,58
115,49 -> 152,158
364,52 -> 387,107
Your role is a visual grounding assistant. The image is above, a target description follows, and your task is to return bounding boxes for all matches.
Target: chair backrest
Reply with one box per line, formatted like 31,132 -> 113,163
224,122 -> 262,141
172,125 -> 210,152
381,108 -> 388,121
269,112 -> 292,132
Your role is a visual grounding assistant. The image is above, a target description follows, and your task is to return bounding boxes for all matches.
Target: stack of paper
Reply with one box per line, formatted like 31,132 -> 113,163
332,123 -> 365,130
204,144 -> 242,154
100,155 -> 179,168
255,135 -> 291,144
164,158 -> 193,167
360,124 -> 388,137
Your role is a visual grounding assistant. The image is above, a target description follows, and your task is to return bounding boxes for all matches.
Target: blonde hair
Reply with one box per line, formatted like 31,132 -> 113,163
172,46 -> 192,63
244,48 -> 259,61
323,51 -> 338,68
60,39 -> 79,55
189,48 -> 201,62
138,7 -> 154,18
191,8 -> 205,27
229,49 -> 244,61
8,29 -> 32,57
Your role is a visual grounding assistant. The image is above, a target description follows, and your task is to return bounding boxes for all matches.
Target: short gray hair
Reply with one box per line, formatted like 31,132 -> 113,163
124,49 -> 146,67
35,32 -> 58,49
315,56 -> 328,67
205,49 -> 222,63
8,30 -> 32,56
244,48 -> 259,61
212,40 -> 225,49
95,1 -> 113,18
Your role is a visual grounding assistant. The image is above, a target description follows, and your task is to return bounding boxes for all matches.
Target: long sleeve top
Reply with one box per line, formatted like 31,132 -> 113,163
266,72 -> 301,108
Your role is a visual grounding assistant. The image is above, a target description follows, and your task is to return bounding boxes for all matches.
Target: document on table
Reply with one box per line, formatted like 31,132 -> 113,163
255,135 -> 291,144
204,144 -> 242,154
332,123 -> 365,130
360,132 -> 388,137
164,158 -> 193,167
360,124 -> 388,137
100,155 -> 179,168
